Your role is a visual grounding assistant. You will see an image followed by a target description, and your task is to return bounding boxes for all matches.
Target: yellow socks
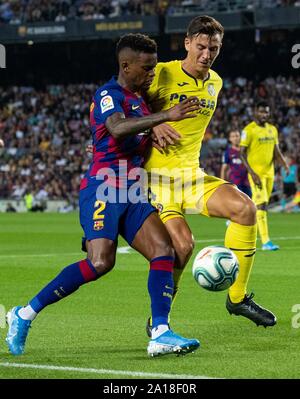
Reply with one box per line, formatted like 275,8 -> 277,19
170,266 -> 184,310
225,222 -> 257,303
256,209 -> 270,245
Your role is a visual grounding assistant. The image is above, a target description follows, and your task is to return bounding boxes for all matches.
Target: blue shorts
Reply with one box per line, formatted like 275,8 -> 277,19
79,184 -> 156,247
237,184 -> 252,198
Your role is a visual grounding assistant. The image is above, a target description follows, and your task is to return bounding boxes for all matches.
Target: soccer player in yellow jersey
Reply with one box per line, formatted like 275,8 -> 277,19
240,101 -> 289,251
143,15 -> 277,335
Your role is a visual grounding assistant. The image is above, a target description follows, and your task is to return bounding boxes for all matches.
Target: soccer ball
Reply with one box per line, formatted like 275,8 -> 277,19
192,246 -> 239,291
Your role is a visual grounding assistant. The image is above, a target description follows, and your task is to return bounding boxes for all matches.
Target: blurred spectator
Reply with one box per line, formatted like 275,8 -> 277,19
0,75 -> 299,202
280,154 -> 298,210
6,202 -> 17,212
24,189 -> 34,211
283,190 -> 300,212
0,0 -> 299,24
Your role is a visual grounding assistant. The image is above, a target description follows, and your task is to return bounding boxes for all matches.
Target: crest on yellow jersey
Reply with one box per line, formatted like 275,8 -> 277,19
207,83 -> 216,96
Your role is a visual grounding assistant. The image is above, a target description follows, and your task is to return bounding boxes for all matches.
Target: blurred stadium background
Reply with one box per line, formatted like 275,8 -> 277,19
0,0 -> 299,212
1,0 -> 300,381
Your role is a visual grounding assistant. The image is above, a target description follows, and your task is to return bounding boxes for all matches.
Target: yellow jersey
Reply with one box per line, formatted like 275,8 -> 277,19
144,60 -> 223,175
240,121 -> 279,177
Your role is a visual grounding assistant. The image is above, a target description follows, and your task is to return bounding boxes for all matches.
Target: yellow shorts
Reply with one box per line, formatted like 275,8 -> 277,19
148,170 -> 227,223
248,174 -> 274,206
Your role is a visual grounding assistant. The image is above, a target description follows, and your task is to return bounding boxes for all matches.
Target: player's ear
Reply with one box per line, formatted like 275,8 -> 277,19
121,60 -> 130,73
184,36 -> 191,52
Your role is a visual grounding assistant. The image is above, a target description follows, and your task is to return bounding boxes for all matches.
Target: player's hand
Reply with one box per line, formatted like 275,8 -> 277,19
86,144 -> 93,154
251,172 -> 262,189
0,139 -> 4,147
152,124 -> 181,148
151,134 -> 164,154
165,96 -> 200,121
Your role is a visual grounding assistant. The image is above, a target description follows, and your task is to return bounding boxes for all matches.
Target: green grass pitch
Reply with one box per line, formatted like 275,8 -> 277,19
0,212 -> 300,379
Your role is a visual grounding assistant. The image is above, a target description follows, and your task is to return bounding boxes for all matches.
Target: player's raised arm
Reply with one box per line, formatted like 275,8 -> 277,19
105,97 -> 200,139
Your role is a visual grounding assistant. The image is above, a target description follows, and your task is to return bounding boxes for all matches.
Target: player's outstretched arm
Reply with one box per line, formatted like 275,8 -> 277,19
105,97 -> 200,139
0,139 -> 4,147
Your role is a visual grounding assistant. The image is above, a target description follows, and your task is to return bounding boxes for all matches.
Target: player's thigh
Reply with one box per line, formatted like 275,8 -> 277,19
237,184 -> 252,198
131,211 -> 174,261
206,183 -> 256,223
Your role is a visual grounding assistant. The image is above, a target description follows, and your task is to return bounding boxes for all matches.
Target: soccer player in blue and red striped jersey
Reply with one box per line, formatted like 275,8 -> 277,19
220,129 -> 251,198
6,33 -> 200,357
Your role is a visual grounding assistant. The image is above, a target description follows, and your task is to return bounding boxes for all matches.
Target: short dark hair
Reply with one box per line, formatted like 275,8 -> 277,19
256,100 -> 269,109
187,15 -> 224,39
116,33 -> 157,58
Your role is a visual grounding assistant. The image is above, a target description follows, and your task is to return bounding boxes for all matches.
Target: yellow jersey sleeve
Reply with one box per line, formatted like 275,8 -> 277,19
240,125 -> 252,147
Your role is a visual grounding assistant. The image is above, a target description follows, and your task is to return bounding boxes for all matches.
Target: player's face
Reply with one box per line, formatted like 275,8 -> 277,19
128,52 -> 157,92
256,106 -> 270,124
229,131 -> 240,146
184,33 -> 222,76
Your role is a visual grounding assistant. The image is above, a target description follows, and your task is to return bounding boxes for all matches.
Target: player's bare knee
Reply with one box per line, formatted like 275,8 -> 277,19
230,197 -> 256,225
152,241 -> 175,259
176,239 -> 194,262
89,257 -> 115,276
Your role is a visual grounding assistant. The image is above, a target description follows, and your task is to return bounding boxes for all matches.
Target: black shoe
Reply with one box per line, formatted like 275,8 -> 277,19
226,293 -> 277,327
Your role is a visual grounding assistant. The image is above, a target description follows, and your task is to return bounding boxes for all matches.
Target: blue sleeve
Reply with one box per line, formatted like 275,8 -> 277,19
94,88 -> 124,124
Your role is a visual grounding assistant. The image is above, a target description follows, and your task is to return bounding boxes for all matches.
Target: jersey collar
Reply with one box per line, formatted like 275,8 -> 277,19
180,63 -> 210,87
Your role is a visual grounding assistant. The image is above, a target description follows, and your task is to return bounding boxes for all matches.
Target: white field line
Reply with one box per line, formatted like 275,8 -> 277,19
1,237 -> 300,259
0,246 -> 133,258
195,236 -> 300,243
0,362 -> 218,379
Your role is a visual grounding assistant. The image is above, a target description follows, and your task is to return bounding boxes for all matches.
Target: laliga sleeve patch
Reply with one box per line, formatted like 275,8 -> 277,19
241,130 -> 247,141
100,95 -> 114,113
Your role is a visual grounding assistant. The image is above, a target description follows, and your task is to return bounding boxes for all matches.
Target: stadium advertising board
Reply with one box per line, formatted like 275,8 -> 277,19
0,17 -> 159,44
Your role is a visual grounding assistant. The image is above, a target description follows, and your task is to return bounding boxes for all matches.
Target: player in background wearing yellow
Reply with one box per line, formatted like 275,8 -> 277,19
144,16 -> 277,334
240,101 -> 289,251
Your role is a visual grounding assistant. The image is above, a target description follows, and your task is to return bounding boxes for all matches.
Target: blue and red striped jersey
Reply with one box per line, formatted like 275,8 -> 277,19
81,77 -> 152,190
222,146 -> 249,186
